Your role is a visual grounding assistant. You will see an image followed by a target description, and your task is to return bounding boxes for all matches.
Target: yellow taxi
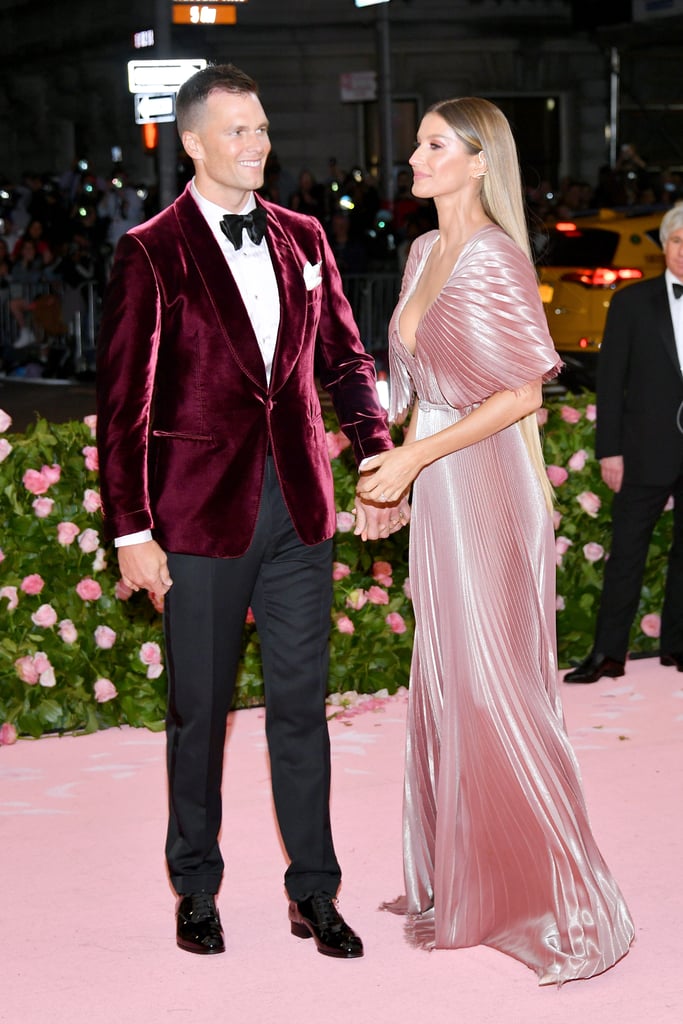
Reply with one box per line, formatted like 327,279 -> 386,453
536,207 -> 666,388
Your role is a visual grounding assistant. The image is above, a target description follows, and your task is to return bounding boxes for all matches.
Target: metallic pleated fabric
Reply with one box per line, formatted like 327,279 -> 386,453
386,227 -> 635,985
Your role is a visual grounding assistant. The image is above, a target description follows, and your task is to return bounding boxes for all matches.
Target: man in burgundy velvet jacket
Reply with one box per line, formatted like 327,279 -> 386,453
96,64 -> 405,959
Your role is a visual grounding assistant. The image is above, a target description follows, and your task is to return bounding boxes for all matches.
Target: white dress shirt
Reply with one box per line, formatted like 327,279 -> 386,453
116,181 -> 280,549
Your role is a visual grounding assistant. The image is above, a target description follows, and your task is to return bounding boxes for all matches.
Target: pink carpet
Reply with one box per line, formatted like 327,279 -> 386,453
2,658 -> 682,1024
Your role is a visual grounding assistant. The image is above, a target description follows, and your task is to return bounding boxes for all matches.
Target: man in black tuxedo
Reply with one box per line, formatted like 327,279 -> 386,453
565,202 -> 683,683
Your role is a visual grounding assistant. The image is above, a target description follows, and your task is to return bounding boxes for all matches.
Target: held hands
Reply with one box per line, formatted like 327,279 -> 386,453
356,445 -> 422,507
354,495 -> 411,541
118,539 -> 173,598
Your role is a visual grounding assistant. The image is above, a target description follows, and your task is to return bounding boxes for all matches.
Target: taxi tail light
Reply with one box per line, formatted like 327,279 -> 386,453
560,267 -> 644,288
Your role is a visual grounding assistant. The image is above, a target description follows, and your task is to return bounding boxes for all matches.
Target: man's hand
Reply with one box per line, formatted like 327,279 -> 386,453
118,540 -> 173,597
600,455 -> 624,493
354,496 -> 411,541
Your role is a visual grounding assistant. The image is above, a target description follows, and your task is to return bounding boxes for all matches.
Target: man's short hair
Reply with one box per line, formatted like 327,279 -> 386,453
659,201 -> 683,247
176,63 -> 259,136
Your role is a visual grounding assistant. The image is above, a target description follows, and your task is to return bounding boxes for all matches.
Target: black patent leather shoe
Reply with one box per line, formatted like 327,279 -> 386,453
660,651 -> 683,671
564,652 -> 625,684
176,892 -> 225,955
289,892 -> 364,958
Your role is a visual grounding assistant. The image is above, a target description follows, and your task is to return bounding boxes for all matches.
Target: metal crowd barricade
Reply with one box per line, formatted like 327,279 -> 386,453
0,279 -> 100,379
341,272 -> 401,362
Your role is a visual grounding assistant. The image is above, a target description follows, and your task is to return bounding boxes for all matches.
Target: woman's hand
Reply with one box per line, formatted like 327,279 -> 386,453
356,444 -> 423,506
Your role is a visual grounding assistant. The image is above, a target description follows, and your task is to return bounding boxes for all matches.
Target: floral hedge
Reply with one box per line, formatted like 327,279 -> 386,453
0,395 -> 671,743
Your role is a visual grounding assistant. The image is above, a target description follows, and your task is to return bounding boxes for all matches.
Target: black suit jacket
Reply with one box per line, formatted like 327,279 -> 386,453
596,274 -> 683,486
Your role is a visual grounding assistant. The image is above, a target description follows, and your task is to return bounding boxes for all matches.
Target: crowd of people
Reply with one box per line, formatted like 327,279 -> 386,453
1,140 -> 681,379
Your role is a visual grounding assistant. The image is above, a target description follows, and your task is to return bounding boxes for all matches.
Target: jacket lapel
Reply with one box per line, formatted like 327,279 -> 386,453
652,275 -> 683,380
262,204 -> 310,394
173,188 -> 268,389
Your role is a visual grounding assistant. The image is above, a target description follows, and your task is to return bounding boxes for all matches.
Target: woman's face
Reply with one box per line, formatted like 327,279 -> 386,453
409,112 -> 481,201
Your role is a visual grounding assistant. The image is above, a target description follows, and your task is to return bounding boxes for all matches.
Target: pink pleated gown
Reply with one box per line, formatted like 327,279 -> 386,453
386,225 -> 635,985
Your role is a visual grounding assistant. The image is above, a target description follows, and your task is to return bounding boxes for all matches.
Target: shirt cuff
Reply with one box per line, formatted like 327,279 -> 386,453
115,530 -> 153,547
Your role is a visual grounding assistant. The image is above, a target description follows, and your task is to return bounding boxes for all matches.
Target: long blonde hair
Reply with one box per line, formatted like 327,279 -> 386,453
428,97 -> 554,511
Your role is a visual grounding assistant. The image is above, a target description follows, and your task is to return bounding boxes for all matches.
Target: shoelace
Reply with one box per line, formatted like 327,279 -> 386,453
187,892 -> 216,921
309,894 -> 342,931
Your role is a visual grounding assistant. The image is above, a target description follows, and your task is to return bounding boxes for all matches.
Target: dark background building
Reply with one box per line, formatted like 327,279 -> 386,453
1,0 -> 682,205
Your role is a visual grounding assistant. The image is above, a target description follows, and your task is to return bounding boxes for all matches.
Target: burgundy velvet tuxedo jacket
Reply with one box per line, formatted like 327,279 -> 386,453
96,185 -> 392,557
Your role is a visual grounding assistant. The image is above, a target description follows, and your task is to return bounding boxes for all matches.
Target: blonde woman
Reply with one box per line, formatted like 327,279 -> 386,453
357,97 -> 634,985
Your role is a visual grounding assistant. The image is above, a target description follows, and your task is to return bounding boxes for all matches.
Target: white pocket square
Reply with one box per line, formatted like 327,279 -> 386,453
303,261 -> 323,290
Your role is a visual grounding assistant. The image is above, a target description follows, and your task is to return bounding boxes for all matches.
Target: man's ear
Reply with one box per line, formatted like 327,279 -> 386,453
182,130 -> 202,160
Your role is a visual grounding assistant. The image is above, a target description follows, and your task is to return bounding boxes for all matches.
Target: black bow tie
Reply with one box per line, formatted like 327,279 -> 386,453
220,207 -> 267,250
673,282 -> 683,299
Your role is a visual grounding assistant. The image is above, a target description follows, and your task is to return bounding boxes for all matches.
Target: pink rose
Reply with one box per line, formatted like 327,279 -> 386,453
0,437 -> 12,462
42,464 -> 61,485
556,595 -> 565,611
366,585 -> 389,605
39,666 -> 56,688
78,528 -> 100,554
21,574 -> 45,595
76,577 -> 102,601
82,488 -> 101,513
57,521 -> 81,546
403,577 -> 412,601
583,542 -> 605,562
332,562 -> 351,581
148,590 -> 164,614
385,611 -> 407,634
15,655 -> 40,684
0,722 -> 18,745
31,604 -> 58,628
577,491 -> 601,517
92,548 -> 107,572
245,607 -> 255,625
585,404 -> 597,422
59,619 -> 78,644
1,586 -> 18,610
115,579 -> 134,601
567,449 -> 588,472
325,430 -> 351,459
139,641 -> 162,666
536,408 -> 548,427
0,408 -> 12,432
94,625 -> 117,649
546,465 -> 568,487
372,560 -> 393,587
336,511 -> 356,533
83,414 -> 97,437
336,615 -> 355,635
664,495 -> 674,512
552,509 -> 563,530
82,445 -> 99,471
94,677 -> 118,703
560,405 -> 582,424
555,536 -> 573,566
640,613 -> 661,638
22,468 -> 50,495
345,588 -> 368,611
0,549 -> 4,563
34,652 -> 52,675
146,663 -> 164,680
32,497 -> 55,518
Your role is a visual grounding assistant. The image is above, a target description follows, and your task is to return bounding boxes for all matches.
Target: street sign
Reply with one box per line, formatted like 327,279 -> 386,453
134,93 -> 176,124
127,58 -> 207,94
172,4 -> 237,24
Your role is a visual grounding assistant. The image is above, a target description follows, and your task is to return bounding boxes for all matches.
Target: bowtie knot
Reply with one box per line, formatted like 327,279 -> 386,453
220,207 -> 268,250
673,281 -> 683,300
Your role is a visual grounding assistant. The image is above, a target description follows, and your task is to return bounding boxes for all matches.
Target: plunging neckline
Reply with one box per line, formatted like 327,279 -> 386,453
397,224 -> 496,357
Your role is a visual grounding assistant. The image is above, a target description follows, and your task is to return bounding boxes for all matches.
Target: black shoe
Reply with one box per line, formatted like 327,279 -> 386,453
564,652 -> 625,684
660,651 -> 683,671
176,892 -> 225,955
289,892 -> 364,958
